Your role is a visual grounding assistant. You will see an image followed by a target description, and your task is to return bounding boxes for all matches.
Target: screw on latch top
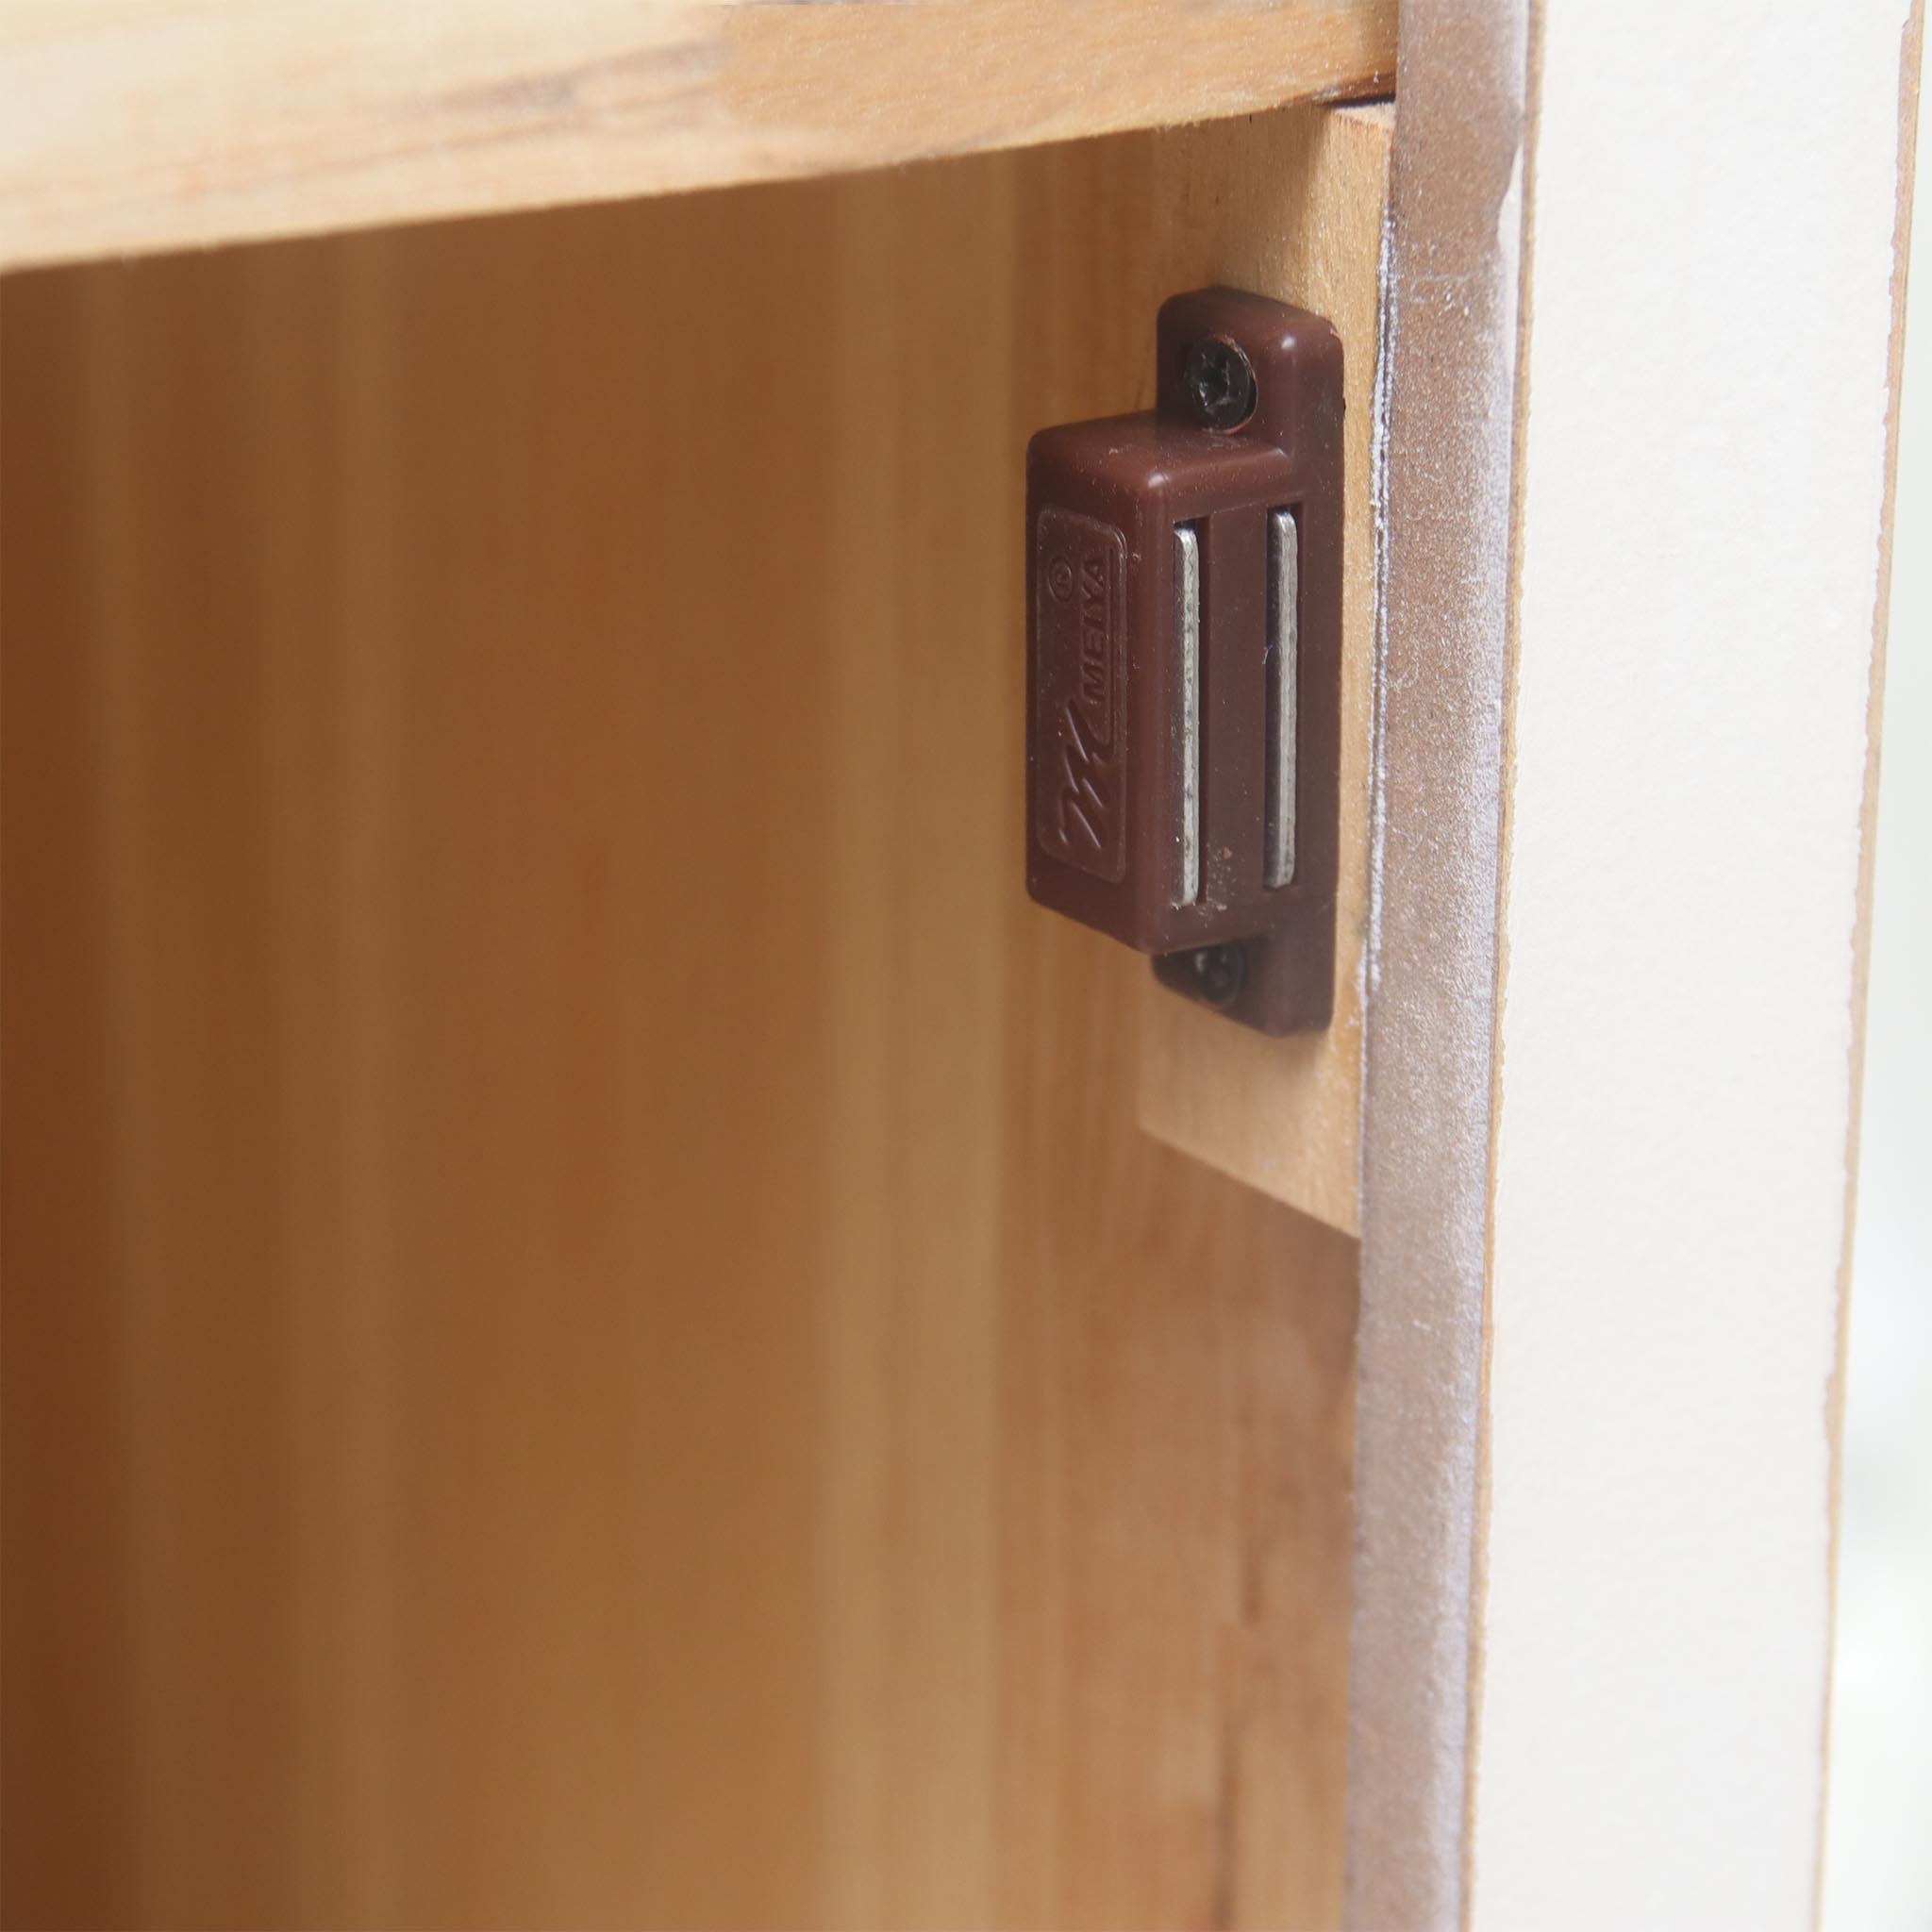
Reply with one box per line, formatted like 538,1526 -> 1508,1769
1180,336 -> 1257,430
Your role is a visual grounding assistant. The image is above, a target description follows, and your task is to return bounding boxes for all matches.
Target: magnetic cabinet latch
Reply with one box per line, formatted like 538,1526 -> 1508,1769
1024,286 -> 1343,1035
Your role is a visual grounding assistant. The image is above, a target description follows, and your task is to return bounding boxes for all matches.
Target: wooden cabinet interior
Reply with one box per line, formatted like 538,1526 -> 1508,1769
1,102 -> 1387,1930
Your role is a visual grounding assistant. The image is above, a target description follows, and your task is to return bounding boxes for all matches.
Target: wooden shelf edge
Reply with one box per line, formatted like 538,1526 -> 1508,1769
0,0 -> 1395,271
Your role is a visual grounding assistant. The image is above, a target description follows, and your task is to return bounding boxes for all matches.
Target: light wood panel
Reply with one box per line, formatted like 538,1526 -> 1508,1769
0,0 -> 1396,272
1135,102 -> 1387,1238
2,103 -> 1385,1929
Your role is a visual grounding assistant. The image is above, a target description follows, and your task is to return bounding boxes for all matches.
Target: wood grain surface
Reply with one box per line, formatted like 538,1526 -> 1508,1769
0,0 -> 1395,271
1,103 -> 1385,1929
1135,103 -> 1387,1237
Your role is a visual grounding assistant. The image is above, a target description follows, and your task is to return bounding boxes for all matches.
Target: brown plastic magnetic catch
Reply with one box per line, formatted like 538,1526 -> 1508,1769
1024,286 -> 1343,1035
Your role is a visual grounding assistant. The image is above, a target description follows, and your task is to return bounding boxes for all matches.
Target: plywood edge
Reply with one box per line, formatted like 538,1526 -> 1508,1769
1343,11 -> 1524,1907
1134,100 -> 1390,1239
0,0 -> 1396,272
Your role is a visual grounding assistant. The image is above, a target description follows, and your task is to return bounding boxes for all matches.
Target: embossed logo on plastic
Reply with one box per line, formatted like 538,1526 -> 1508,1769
1035,508 -> 1127,880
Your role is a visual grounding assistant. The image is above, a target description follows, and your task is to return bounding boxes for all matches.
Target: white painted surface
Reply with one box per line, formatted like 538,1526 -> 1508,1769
1474,7 -> 1915,1928
1823,68 -> 1932,1932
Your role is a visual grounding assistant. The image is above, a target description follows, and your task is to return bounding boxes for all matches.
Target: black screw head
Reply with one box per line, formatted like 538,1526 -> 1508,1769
1184,941 -> 1247,1008
1180,336 -> 1257,430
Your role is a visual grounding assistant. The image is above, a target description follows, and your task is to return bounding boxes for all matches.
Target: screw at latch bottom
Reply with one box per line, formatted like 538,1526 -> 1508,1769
1182,941 -> 1247,1007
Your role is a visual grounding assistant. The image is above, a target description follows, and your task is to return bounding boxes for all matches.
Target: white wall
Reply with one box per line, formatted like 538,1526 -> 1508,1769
1472,8 -> 1916,1925
1821,66 -> 1932,1932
